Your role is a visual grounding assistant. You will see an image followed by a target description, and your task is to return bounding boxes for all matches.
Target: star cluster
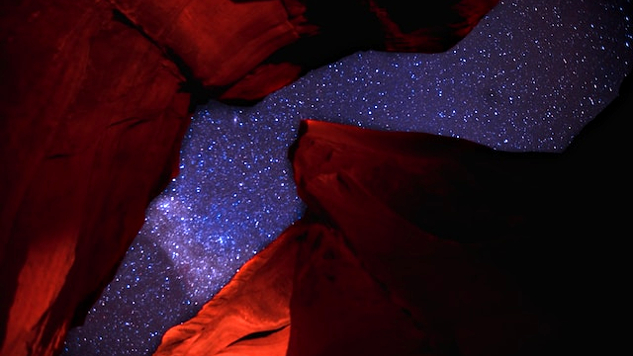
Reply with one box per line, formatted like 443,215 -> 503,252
62,0 -> 632,355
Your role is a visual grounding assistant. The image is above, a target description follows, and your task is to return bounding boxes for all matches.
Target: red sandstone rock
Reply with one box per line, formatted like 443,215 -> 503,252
153,223 -> 301,356
1,1 -> 500,355
289,120 -> 554,356
0,3 -> 191,356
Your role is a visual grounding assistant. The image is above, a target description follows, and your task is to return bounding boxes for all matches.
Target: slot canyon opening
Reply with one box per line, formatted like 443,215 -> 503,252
59,1 -> 632,355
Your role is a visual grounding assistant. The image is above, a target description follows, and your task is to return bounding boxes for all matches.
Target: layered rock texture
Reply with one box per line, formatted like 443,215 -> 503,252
1,1 -> 499,355
154,71 -> 631,355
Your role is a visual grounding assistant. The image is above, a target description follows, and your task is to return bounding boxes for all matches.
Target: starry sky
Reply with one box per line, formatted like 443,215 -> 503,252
62,0 -> 633,355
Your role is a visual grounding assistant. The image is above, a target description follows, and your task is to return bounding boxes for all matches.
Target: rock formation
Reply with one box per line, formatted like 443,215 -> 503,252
0,1 -> 498,355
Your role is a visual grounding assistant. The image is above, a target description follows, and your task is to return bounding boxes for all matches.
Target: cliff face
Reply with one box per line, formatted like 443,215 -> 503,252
0,3 -> 191,355
0,1 -> 498,355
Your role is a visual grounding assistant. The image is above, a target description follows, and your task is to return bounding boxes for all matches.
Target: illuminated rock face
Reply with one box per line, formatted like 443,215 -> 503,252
0,0 -> 499,355
0,3 -> 191,355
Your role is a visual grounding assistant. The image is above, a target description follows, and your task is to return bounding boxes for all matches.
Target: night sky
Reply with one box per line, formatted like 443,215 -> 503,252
62,0 -> 633,355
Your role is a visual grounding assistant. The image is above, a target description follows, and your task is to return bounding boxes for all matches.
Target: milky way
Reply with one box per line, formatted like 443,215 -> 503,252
62,0 -> 633,354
